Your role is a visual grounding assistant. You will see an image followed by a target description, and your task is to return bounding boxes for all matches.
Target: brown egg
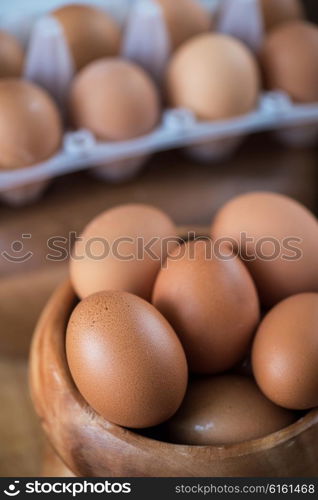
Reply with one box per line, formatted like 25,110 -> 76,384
70,204 -> 178,301
164,375 -> 295,445
155,0 -> 211,50
211,192 -> 318,308
261,21 -> 318,103
0,79 -> 62,170
152,240 -> 260,374
52,4 -> 121,70
166,34 -> 260,121
252,293 -> 318,410
66,290 -> 188,428
69,59 -> 160,141
260,0 -> 304,32
0,31 -> 24,78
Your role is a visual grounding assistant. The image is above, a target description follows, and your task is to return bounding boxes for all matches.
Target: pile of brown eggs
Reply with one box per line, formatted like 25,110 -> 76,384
1,0 -> 318,176
66,191 -> 318,446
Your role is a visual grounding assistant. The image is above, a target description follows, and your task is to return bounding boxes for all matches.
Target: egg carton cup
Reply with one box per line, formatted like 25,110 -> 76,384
216,0 -> 264,53
185,136 -> 243,163
121,0 -> 264,165
0,0 -> 317,206
24,16 -> 75,110
15,0 -> 265,105
122,0 -> 264,84
122,0 -> 171,84
0,179 -> 49,207
0,0 -> 131,46
91,155 -> 150,183
275,124 -> 318,148
1,91 -> 318,198
1,0 -> 262,87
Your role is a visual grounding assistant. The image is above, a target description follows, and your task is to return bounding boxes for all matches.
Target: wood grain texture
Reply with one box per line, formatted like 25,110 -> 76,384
0,357 -> 42,476
0,265 -> 67,358
30,280 -> 318,477
0,267 -> 67,476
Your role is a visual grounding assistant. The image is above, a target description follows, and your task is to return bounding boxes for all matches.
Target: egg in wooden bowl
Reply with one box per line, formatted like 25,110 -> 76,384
30,200 -> 318,477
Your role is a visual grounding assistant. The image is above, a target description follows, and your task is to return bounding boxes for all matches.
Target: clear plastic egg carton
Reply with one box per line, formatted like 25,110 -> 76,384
1,0 -> 318,207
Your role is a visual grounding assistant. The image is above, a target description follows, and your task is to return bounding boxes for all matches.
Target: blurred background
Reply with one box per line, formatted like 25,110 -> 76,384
303,0 -> 318,21
0,0 -> 318,477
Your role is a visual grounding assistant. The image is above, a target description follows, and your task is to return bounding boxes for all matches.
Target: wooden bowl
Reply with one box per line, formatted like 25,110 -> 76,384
30,281 -> 318,477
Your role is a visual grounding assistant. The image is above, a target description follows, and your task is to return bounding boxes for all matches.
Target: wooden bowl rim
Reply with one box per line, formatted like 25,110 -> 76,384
31,277 -> 318,460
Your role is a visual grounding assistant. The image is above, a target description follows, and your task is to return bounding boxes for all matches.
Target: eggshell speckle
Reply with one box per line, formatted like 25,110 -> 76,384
252,293 -> 318,410
261,21 -> 318,103
164,375 -> 295,445
166,34 -> 260,121
69,59 -> 160,141
53,4 -> 121,70
0,79 -> 62,170
156,0 -> 211,50
66,290 -> 188,428
0,31 -> 24,78
211,192 -> 318,308
152,240 -> 260,373
70,204 -> 178,301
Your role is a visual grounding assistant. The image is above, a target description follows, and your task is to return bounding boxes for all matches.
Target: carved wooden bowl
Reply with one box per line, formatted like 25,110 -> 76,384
30,219 -> 318,478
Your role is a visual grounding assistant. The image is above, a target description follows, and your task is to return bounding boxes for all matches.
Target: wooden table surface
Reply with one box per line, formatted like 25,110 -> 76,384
0,137 -> 317,477
0,358 -> 42,477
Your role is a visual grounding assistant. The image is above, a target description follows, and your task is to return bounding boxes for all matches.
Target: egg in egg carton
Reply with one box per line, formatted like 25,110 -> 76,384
1,0 -> 318,207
